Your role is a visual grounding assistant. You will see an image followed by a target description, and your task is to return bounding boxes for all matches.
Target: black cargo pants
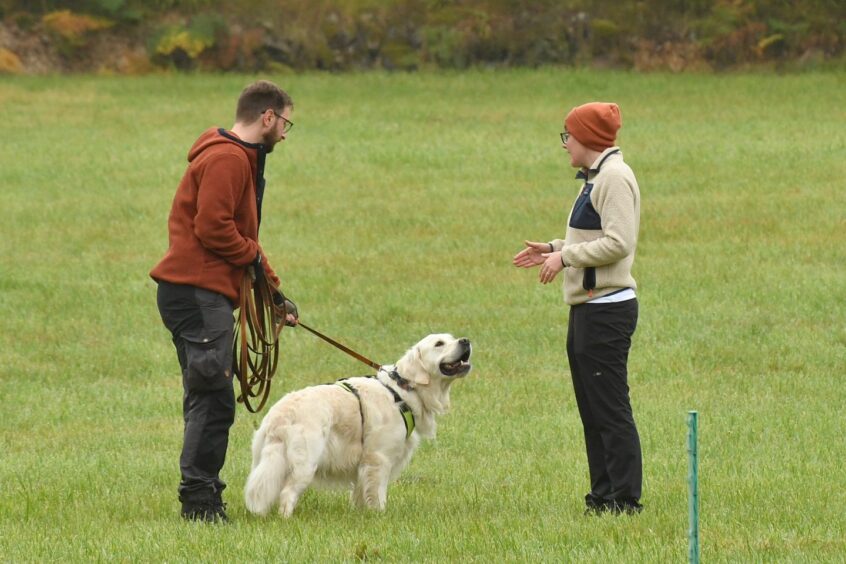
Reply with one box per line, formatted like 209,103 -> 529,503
567,298 -> 642,503
156,281 -> 236,501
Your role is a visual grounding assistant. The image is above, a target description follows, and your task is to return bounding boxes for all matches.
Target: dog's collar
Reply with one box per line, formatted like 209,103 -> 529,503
380,365 -> 414,392
377,367 -> 415,439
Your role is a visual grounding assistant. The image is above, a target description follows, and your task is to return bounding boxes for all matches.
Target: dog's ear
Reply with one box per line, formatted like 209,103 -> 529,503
402,346 -> 430,386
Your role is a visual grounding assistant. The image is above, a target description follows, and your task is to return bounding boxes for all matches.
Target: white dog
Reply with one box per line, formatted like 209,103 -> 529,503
244,333 -> 472,517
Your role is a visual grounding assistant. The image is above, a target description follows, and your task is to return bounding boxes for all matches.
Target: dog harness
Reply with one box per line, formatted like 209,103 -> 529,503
335,370 -> 415,440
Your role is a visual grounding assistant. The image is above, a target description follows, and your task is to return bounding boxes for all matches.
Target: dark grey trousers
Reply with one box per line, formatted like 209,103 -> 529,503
567,298 -> 642,503
156,281 -> 236,501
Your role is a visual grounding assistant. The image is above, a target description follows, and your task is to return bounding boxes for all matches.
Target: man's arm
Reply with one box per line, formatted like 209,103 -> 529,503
193,153 -> 259,266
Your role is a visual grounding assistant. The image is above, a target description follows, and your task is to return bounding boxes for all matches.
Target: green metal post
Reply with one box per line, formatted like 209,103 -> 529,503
688,410 -> 700,564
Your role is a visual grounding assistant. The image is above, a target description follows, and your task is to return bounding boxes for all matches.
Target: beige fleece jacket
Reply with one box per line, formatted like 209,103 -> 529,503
550,147 -> 640,305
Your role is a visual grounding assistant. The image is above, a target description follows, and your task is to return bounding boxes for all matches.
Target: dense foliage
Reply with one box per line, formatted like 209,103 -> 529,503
1,0 -> 844,72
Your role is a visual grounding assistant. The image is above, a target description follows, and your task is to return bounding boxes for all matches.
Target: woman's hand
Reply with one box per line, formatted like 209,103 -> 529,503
513,240 -> 551,268
539,251 -> 564,284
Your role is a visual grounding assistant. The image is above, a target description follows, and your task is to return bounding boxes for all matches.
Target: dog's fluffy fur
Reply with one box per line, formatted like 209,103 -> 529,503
244,333 -> 472,517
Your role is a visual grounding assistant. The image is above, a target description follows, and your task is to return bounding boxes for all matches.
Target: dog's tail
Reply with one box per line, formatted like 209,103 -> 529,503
249,424 -> 267,471
244,426 -> 287,516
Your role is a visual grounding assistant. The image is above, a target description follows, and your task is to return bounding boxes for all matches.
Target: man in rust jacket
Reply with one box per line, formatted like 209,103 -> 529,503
151,80 -> 298,523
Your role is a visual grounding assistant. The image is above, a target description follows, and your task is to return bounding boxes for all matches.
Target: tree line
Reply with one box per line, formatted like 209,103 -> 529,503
1,0 -> 844,73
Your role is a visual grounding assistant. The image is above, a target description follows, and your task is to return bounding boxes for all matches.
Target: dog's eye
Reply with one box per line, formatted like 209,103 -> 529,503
434,340 -> 444,347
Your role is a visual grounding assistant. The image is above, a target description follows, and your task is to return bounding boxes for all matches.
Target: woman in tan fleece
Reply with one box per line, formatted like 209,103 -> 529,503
513,102 -> 643,515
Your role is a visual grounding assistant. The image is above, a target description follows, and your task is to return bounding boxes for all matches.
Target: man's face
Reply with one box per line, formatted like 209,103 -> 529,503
262,106 -> 292,153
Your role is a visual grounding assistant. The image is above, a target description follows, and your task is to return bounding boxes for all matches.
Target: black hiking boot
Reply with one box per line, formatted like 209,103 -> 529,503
583,493 -> 643,516
583,493 -> 609,516
607,498 -> 643,515
180,492 -> 230,523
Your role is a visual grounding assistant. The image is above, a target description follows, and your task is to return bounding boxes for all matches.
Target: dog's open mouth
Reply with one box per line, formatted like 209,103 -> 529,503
440,348 -> 472,377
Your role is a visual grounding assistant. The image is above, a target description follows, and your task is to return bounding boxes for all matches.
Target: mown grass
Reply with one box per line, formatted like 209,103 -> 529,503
1,69 -> 845,562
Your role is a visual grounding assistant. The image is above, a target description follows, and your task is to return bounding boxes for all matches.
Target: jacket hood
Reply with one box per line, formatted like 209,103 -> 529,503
188,127 -> 262,162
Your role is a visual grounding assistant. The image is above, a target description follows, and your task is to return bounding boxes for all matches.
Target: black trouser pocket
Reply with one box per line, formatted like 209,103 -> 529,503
181,329 -> 232,393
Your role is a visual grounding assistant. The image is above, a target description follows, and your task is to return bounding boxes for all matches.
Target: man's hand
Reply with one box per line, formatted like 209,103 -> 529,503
273,291 -> 298,327
251,253 -> 264,282
513,240 -> 552,268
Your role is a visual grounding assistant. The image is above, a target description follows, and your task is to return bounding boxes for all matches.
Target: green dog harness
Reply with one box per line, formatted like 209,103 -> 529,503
336,375 -> 415,440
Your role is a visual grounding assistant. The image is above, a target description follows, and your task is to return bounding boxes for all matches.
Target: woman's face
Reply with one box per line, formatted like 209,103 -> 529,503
562,128 -> 590,169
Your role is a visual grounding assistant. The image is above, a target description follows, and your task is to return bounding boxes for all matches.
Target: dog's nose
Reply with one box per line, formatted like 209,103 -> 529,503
459,338 -> 470,346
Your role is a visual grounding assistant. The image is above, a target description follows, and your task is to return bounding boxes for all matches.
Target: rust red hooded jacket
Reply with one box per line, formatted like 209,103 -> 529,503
150,127 -> 280,304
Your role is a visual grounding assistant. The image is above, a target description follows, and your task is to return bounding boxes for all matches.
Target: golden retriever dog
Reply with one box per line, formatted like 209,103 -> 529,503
244,333 -> 472,517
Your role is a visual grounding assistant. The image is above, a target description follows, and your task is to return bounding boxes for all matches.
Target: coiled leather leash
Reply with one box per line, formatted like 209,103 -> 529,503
232,268 -> 286,413
233,268 -> 383,412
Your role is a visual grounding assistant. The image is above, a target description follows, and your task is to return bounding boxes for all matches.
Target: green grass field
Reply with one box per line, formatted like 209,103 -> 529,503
1,69 -> 845,562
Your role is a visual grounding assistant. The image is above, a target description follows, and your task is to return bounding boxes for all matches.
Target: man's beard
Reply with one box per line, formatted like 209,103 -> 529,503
262,131 -> 280,153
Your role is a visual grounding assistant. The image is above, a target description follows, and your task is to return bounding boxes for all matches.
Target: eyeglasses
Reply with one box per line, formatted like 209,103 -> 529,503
560,131 -> 570,144
269,110 -> 294,133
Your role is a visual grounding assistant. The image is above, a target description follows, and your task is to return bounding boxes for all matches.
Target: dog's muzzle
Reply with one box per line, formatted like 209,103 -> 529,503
440,338 -> 472,377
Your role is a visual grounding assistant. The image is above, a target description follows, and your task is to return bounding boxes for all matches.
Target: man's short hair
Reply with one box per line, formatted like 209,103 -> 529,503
235,80 -> 293,124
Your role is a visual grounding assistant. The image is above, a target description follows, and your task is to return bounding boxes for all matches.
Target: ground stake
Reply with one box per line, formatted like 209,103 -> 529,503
688,410 -> 700,564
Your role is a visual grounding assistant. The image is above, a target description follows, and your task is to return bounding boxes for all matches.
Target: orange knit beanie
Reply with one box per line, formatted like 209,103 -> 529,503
565,102 -> 622,151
